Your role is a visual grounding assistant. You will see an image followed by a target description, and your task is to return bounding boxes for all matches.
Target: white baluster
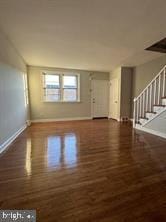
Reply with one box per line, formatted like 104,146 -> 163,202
143,92 -> 145,117
137,100 -> 139,122
154,79 -> 156,105
140,96 -> 142,117
163,69 -> 166,97
149,84 -> 152,111
133,65 -> 166,128
146,88 -> 149,111
133,98 -> 136,126
158,75 -> 161,105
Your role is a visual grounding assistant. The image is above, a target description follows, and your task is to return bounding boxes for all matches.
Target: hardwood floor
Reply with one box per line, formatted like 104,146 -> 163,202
0,119 -> 166,222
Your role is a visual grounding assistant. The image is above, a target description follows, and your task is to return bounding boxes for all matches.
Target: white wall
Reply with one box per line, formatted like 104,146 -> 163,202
131,55 -> 166,117
110,67 -> 132,120
0,30 -> 28,151
109,67 -> 121,120
120,67 -> 132,118
132,55 -> 166,98
28,66 -> 109,121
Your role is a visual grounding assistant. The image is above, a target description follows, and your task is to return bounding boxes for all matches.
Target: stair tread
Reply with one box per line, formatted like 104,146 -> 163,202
153,104 -> 166,107
139,117 -> 149,120
135,121 -> 142,125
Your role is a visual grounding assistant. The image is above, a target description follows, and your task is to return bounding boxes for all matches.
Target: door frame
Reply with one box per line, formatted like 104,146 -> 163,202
91,79 -> 109,119
109,78 -> 120,121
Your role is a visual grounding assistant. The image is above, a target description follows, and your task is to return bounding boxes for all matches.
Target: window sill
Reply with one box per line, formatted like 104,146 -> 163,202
43,100 -> 81,103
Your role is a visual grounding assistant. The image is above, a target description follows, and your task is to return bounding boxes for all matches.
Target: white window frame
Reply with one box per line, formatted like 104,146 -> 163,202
42,71 -> 80,103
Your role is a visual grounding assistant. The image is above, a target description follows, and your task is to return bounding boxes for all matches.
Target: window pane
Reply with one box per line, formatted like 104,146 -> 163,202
45,89 -> 60,101
63,89 -> 77,101
45,74 -> 60,89
63,76 -> 77,88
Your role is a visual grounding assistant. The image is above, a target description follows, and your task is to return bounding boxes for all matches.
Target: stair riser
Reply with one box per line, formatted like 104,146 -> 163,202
162,98 -> 166,105
139,119 -> 147,125
146,113 -> 155,119
153,106 -> 164,112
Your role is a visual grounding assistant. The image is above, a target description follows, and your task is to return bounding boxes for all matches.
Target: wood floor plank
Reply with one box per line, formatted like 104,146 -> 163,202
0,119 -> 166,221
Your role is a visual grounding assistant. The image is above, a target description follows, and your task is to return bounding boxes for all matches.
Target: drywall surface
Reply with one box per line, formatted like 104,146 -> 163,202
109,67 -> 121,120
28,66 -> 109,120
132,55 -> 166,98
121,67 -> 132,118
0,30 -> 27,150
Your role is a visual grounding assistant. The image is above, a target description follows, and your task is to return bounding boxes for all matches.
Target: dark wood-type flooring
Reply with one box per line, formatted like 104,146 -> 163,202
0,119 -> 166,222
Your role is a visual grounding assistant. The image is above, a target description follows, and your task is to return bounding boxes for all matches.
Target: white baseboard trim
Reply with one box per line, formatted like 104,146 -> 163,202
0,125 -> 27,155
26,120 -> 31,126
135,125 -> 166,139
31,117 -> 92,123
109,117 -> 120,121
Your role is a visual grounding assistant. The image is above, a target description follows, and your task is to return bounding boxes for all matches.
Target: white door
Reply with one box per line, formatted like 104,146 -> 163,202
92,80 -> 109,118
109,78 -> 119,120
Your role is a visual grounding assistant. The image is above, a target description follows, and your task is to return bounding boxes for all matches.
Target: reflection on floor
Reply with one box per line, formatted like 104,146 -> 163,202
47,134 -> 77,169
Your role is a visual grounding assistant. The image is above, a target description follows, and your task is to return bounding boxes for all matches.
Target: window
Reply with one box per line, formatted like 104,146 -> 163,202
43,72 -> 80,102
43,74 -> 60,101
63,75 -> 78,101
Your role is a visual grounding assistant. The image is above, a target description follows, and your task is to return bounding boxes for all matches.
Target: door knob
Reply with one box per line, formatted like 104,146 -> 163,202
115,101 -> 118,103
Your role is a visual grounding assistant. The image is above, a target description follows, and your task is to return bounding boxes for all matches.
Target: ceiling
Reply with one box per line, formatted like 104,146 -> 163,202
0,0 -> 165,71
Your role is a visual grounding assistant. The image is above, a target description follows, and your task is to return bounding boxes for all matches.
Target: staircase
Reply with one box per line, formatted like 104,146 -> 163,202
133,65 -> 166,137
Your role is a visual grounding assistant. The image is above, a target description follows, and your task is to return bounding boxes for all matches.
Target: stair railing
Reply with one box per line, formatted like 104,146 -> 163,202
133,65 -> 166,127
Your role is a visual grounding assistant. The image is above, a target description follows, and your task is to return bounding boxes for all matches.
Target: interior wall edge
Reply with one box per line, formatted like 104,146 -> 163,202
0,124 -> 27,155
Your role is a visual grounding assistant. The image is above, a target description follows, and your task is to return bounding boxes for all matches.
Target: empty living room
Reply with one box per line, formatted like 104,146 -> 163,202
0,0 -> 166,221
